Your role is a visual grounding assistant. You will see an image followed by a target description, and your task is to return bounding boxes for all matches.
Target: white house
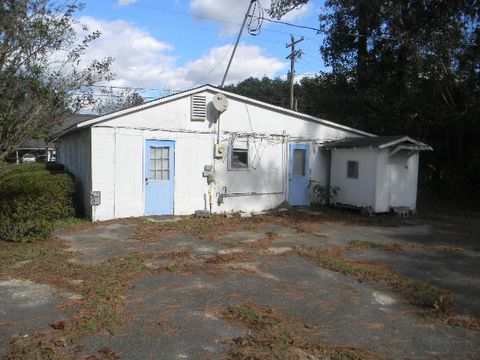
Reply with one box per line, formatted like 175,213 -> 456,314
54,84 -> 428,221
324,136 -> 432,214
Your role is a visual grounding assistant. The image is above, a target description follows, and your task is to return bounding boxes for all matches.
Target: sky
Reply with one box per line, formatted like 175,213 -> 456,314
75,0 -> 326,99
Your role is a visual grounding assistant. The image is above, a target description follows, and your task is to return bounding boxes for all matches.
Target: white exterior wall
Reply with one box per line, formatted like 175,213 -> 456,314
375,150 -> 390,212
330,147 -> 420,213
84,90 -> 358,220
330,148 -> 378,209
56,129 -> 92,217
90,127 -> 214,220
309,148 -> 331,204
388,152 -> 419,210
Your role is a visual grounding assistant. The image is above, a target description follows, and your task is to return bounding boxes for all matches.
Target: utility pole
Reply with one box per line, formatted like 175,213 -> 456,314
286,34 -> 304,110
217,0 -> 255,144
221,0 -> 256,88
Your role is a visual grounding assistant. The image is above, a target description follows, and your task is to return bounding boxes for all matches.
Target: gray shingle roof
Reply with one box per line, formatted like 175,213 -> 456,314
16,114 -> 98,149
48,113 -> 97,138
18,139 -> 50,149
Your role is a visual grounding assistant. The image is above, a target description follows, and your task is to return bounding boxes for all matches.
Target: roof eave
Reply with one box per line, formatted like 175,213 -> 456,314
62,84 -> 375,138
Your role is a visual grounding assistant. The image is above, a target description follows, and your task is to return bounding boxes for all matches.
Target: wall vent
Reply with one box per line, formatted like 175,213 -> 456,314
191,95 -> 207,121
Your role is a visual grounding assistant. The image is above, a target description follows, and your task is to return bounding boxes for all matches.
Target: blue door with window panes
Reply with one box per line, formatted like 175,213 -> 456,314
145,140 -> 174,215
288,143 -> 310,205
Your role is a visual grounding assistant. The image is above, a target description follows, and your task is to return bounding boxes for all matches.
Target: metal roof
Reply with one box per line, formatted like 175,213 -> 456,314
323,135 -> 432,150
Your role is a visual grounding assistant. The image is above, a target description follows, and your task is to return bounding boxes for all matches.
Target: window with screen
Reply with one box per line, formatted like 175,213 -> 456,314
293,149 -> 306,176
347,161 -> 359,179
150,146 -> 170,180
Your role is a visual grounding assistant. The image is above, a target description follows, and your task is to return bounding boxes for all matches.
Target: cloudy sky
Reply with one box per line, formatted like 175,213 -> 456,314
76,0 -> 325,99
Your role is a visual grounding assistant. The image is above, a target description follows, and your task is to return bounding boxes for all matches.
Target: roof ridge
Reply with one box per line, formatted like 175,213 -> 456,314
56,84 -> 374,138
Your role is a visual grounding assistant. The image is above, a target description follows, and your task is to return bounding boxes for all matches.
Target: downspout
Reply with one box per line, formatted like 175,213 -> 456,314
113,127 -> 117,219
90,127 -> 95,221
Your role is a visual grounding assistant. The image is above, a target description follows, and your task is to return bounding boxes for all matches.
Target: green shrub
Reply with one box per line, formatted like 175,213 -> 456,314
0,162 -> 45,178
0,164 -> 76,242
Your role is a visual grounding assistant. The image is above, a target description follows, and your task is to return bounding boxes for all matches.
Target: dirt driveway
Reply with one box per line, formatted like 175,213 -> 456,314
1,210 -> 479,359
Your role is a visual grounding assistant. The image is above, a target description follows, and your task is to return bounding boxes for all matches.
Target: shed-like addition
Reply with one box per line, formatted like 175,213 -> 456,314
324,136 -> 432,214
54,85 -> 427,221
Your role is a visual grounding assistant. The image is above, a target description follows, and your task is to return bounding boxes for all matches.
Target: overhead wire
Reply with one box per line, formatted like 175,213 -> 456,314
108,2 -> 305,37
247,0 -> 264,36
82,2 -> 479,99
193,42 -> 236,86
250,15 -> 479,47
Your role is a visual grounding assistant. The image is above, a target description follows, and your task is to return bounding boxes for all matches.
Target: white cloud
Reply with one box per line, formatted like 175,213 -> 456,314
117,0 -> 138,6
189,0 -> 312,36
280,2 -> 311,22
74,17 -> 286,91
76,17 -> 175,89
179,44 -> 286,87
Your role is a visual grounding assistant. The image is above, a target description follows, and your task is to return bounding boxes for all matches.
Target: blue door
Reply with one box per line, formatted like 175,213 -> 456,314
288,143 -> 310,206
145,140 -> 174,215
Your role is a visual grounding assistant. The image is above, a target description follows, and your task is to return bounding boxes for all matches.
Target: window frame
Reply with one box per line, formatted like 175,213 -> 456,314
228,145 -> 249,171
347,160 -> 359,179
292,148 -> 307,177
149,146 -> 171,181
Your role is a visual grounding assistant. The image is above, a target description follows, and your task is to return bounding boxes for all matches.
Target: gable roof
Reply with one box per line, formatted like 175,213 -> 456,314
51,113 -> 97,135
55,84 -> 375,138
47,113 -> 98,141
323,135 -> 432,150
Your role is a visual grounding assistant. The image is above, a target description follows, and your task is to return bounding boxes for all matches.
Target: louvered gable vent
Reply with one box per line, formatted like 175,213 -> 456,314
191,95 -> 207,121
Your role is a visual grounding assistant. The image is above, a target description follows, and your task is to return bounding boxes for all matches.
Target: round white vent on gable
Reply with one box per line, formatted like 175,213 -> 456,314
213,93 -> 228,113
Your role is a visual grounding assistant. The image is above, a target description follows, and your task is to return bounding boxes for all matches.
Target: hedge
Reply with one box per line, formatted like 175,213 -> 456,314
0,163 -> 76,242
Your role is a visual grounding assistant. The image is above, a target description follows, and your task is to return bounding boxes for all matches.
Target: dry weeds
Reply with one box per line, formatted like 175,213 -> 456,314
222,303 -> 387,360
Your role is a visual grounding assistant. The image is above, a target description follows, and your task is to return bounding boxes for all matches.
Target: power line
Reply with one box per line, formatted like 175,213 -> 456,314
251,15 -> 479,47
86,2 -> 478,48
194,44 -> 234,86
86,85 -> 184,93
117,2 -> 305,37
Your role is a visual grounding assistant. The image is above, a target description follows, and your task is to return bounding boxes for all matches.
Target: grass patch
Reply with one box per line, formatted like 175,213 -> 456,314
222,303 -> 386,360
74,254 -> 149,335
0,239 -> 153,357
133,214 -> 254,241
54,217 -> 91,229
206,252 -> 250,264
226,303 -> 280,329
349,240 -> 402,251
164,261 -> 178,272
2,330 -> 73,360
0,240 -> 150,336
297,245 -> 451,310
296,246 -> 451,311
132,208 -> 404,244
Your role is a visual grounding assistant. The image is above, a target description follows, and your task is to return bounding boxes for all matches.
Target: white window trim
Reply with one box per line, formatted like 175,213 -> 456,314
347,160 -> 359,179
228,145 -> 250,171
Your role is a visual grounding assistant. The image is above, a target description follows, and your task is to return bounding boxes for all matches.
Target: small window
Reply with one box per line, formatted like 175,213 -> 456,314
347,161 -> 359,179
293,149 -> 306,176
150,146 -> 170,180
229,147 -> 249,170
191,95 -> 206,121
